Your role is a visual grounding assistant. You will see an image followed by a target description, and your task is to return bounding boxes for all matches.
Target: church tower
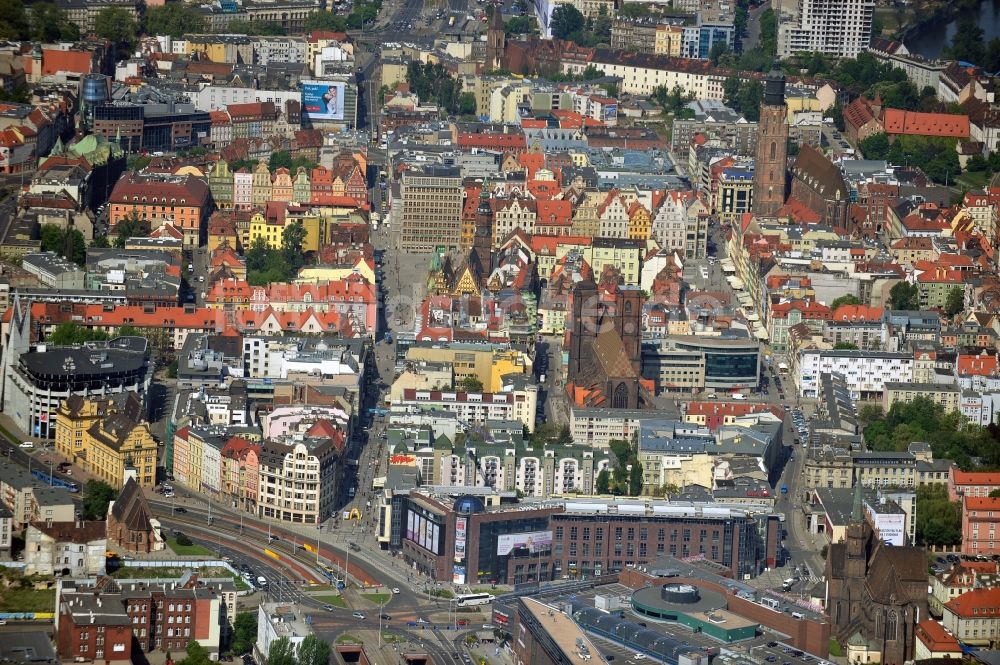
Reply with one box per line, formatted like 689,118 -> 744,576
472,183 -> 494,270
486,9 -> 506,72
752,66 -> 789,217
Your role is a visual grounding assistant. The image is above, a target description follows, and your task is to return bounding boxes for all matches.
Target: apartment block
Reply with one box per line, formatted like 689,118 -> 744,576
777,0 -> 875,59
797,350 -> 913,400
962,496 -> 1000,557
882,382 -> 962,414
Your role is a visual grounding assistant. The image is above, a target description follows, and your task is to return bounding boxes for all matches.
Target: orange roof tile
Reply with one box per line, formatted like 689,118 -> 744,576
883,108 -> 970,138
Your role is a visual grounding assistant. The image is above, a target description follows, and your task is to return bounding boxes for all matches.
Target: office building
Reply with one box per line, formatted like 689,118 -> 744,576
396,167 -> 463,251
2,304 -> 151,439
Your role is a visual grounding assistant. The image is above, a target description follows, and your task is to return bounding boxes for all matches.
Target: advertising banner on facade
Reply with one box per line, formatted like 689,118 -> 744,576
302,80 -> 345,120
453,564 -> 466,584
454,516 -> 467,562
496,530 -> 553,555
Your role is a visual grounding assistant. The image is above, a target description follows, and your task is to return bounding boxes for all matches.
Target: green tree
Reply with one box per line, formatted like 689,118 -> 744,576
281,220 -> 307,274
708,41 -> 729,66
231,612 -> 257,655
888,281 -> 919,311
860,132 -> 891,160
858,404 -> 885,428
504,16 -> 537,35
943,18 -> 985,67
268,151 -> 293,171
828,103 -> 845,132
81,479 -> 117,520
90,234 -> 110,249
178,641 -> 213,665
0,0 -> 29,40
113,212 -> 148,248
94,6 -> 137,47
945,286 -> 965,317
916,484 -> 962,547
175,532 -> 193,546
267,638 -> 297,665
146,3 -> 206,38
628,462 -> 643,496
48,322 -> 109,346
830,294 -> 861,310
758,7 -> 777,55
30,2 -> 78,42
296,635 -> 331,665
833,342 -> 858,350
458,376 -> 484,392
127,154 -> 152,171
246,236 -> 270,273
457,92 -> 476,116
39,224 -> 63,254
595,469 -> 610,494
68,229 -> 86,265
557,425 -> 572,445
990,489 -> 1000,498
304,11 -> 348,32
550,4 -> 584,40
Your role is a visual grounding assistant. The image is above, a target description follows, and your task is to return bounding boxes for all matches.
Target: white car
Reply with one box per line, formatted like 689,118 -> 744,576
392,587 -> 401,594
634,655 -> 647,661
19,441 -> 33,449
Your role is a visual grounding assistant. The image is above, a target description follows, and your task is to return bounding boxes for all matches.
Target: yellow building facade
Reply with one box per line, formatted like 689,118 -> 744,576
54,395 -> 158,489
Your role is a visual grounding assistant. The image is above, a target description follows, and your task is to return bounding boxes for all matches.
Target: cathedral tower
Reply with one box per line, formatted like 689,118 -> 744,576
752,66 -> 789,217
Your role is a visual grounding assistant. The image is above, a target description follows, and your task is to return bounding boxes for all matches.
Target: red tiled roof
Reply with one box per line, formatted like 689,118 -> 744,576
944,587 -> 1000,618
457,132 -> 527,150
883,108 -> 970,138
953,470 -> 1000,486
915,620 -> 960,653
830,305 -> 884,323
956,353 -> 999,377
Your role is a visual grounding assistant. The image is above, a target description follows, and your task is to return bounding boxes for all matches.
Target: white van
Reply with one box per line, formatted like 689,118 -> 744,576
732,393 -> 747,400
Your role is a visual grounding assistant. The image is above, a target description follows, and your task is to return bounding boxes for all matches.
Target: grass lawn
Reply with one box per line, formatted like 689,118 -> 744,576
336,634 -> 362,645
381,632 -> 403,644
829,639 -> 844,657
166,537 -> 214,556
362,593 -> 390,605
313,595 -> 347,607
112,566 -> 232,579
0,586 -> 56,613
957,171 -> 989,189
429,588 -> 454,599
304,583 -> 334,592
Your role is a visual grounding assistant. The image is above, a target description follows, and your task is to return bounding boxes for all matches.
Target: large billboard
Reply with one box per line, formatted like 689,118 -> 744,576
406,510 -> 443,555
454,516 -> 467,562
497,530 -> 552,556
302,80 -> 346,121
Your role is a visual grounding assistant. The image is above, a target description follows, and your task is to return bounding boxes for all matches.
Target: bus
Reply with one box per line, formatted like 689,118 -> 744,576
455,593 -> 495,607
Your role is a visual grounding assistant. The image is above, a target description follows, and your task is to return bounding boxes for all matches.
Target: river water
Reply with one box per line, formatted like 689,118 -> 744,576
905,0 -> 1000,60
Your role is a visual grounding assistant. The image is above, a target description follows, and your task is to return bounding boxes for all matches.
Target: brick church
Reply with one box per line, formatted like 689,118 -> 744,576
825,485 -> 927,665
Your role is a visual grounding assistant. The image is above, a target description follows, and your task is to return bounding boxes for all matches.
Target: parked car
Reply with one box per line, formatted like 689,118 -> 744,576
352,612 -> 366,619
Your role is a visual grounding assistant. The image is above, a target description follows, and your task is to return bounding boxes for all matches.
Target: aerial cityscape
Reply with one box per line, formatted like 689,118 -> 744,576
1,0 -> 1000,665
